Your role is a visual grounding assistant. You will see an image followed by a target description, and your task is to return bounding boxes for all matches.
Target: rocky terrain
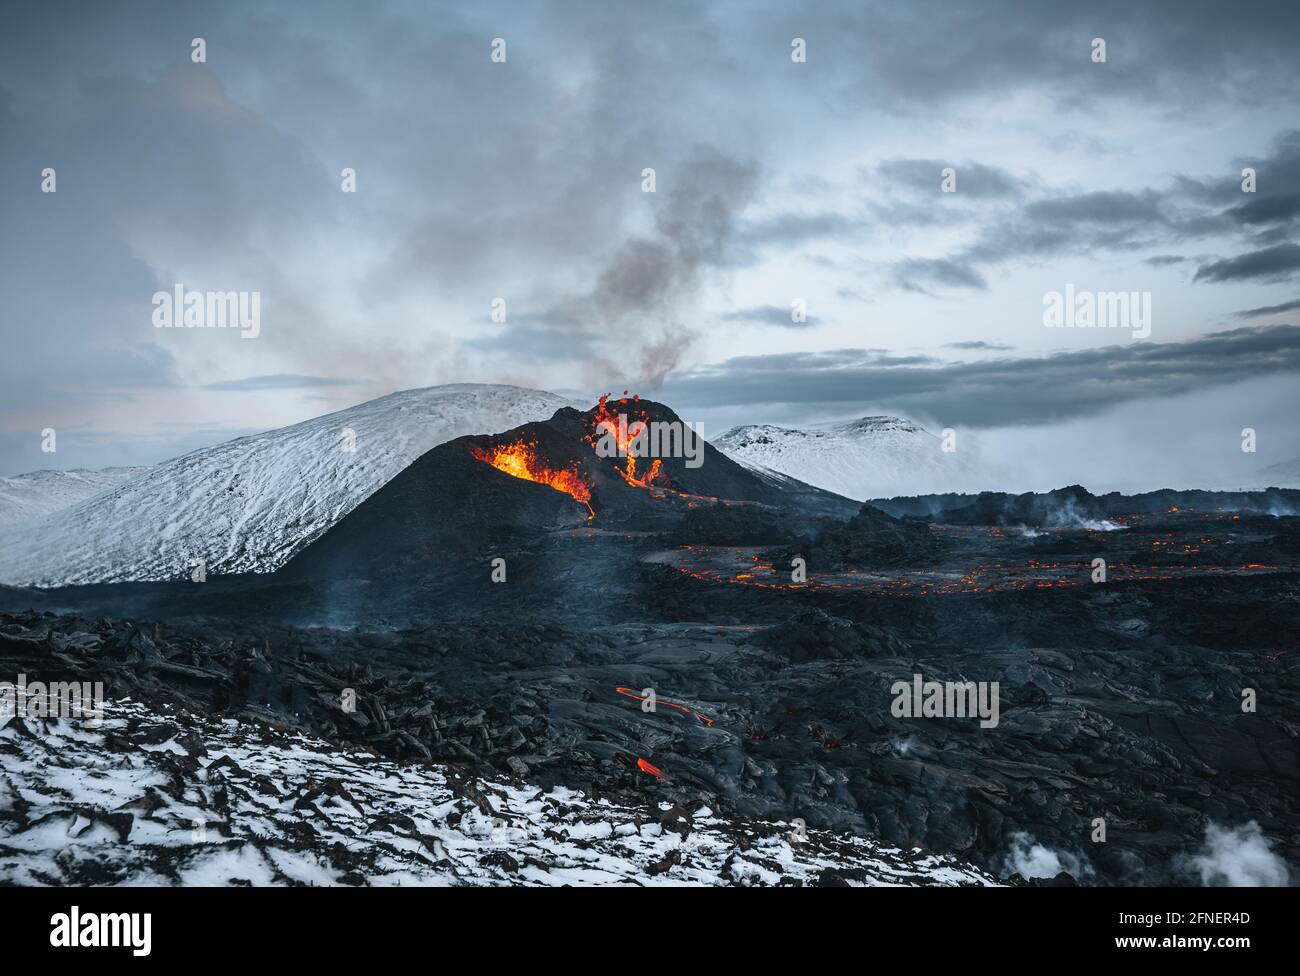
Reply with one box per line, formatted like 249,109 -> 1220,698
0,401 -> 1295,887
0,699 -> 999,886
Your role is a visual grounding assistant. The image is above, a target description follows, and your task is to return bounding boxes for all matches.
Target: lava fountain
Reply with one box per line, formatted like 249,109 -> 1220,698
588,392 -> 665,488
470,439 -> 595,519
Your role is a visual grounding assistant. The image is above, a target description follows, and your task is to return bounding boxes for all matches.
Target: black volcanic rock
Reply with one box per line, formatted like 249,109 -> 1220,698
3,511 -> 1298,886
278,436 -> 588,582
932,485 -> 1105,527
771,503 -> 942,570
1269,517 -> 1300,555
872,486 -> 1300,523
759,607 -> 910,661
662,503 -> 805,547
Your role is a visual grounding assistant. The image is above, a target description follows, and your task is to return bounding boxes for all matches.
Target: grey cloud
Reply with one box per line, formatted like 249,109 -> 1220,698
3,0 -> 1300,475
1194,243 -> 1300,283
1023,191 -> 1166,226
870,354 -> 941,366
893,258 -> 987,293
463,322 -> 605,363
733,212 -> 861,255
859,160 -> 1025,245
1224,194 -> 1300,226
0,0 -> 782,469
661,325 -> 1300,428
1178,130 -> 1300,209
721,305 -> 820,328
202,374 -> 355,391
944,341 -> 1012,351
798,0 -> 1300,111
875,159 -> 1024,200
1246,227 -> 1295,248
889,130 -> 1300,284
0,92 -> 181,419
960,191 -> 1171,266
867,200 -> 966,230
1235,298 -> 1300,319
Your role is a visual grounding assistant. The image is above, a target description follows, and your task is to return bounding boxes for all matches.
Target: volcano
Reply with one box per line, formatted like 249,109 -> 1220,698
278,396 -> 857,592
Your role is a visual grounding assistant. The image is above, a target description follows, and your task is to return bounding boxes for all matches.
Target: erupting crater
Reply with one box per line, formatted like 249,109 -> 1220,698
470,438 -> 595,519
589,392 -> 666,488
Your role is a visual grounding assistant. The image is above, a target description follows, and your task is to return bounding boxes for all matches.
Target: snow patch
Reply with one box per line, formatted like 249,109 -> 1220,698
0,701 -> 1002,887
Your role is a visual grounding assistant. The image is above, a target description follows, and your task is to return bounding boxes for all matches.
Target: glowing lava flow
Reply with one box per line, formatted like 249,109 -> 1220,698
470,439 -> 595,519
636,758 -> 663,779
589,392 -> 665,488
615,687 -> 716,727
615,752 -> 665,779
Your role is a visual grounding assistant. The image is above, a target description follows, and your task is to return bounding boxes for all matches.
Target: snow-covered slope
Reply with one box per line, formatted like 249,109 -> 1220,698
1244,457 -> 1300,489
0,467 -> 148,528
0,700 -> 1001,887
713,416 -> 982,501
0,385 -> 576,587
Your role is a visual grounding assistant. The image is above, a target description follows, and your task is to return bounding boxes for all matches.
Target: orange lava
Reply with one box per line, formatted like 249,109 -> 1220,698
615,686 -> 716,727
470,439 -> 594,519
589,392 -> 665,488
636,758 -> 663,779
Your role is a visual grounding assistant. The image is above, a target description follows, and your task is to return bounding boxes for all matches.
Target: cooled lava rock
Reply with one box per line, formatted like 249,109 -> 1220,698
769,503 -> 942,569
662,503 -> 809,547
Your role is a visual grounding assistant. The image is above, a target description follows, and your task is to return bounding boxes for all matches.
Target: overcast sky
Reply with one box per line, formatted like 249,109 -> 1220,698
3,0 -> 1299,489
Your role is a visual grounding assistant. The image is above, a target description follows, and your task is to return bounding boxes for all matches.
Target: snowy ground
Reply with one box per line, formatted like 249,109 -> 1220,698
0,701 -> 1000,887
0,466 -> 148,528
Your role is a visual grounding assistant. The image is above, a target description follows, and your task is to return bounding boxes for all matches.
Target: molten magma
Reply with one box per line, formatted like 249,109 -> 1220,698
615,687 -> 716,727
589,392 -> 665,488
470,439 -> 594,519
636,758 -> 663,779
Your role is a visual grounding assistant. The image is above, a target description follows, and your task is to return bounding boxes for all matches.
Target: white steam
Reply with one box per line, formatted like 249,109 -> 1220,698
1002,831 -> 1093,881
1079,519 -> 1124,532
1190,821 -> 1291,887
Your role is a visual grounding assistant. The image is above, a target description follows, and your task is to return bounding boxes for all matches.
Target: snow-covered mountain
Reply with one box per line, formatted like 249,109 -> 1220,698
0,700 -> 1001,887
0,466 -> 148,528
0,385 -> 577,587
713,416 -> 983,501
1245,457 -> 1300,489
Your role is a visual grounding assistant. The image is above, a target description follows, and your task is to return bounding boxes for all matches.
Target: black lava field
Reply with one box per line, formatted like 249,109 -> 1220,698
3,399 -> 1297,885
